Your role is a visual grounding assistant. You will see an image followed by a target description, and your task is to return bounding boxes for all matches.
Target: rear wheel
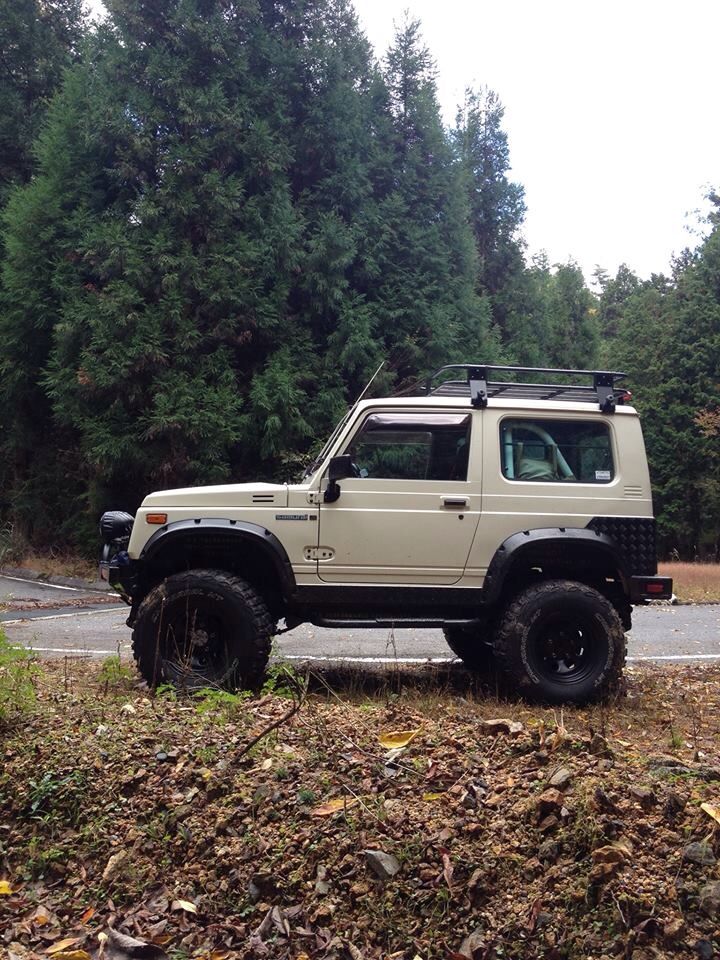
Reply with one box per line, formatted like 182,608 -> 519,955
443,624 -> 495,672
132,569 -> 273,691
493,580 -> 626,704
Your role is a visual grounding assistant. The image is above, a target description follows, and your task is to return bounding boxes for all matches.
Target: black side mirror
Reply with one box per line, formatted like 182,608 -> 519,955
324,454 -> 354,503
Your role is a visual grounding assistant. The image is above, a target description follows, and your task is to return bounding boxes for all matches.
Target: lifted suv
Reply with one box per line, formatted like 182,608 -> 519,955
100,364 -> 672,703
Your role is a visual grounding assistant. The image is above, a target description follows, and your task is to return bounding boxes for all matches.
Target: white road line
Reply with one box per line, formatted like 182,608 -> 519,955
0,574 -> 86,592
25,646 -> 120,656
283,653 -> 720,664
1,607 -> 125,625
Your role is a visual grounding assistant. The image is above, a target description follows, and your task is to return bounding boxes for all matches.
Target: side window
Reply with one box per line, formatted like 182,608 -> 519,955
345,413 -> 472,481
500,419 -> 614,483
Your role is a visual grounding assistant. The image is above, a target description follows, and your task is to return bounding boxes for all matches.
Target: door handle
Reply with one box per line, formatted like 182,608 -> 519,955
442,497 -> 469,508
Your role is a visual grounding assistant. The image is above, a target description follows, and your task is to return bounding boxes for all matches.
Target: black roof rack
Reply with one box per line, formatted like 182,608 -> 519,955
427,364 -> 629,413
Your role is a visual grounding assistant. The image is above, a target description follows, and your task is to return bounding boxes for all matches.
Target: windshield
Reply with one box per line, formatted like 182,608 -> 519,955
300,407 -> 354,480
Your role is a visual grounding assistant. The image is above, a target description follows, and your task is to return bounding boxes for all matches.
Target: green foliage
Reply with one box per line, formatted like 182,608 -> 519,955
0,628 -> 37,724
0,0 -> 716,559
98,655 -> 134,688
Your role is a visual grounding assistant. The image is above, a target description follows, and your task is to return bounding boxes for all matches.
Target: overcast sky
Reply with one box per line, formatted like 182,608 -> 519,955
88,0 -> 720,284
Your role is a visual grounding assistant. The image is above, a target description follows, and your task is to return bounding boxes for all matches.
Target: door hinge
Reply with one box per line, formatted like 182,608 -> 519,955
304,546 -> 335,561
306,491 -> 321,505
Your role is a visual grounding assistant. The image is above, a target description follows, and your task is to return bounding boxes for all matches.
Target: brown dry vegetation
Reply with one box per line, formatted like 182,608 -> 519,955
2,659 -> 720,959
659,563 -> 720,603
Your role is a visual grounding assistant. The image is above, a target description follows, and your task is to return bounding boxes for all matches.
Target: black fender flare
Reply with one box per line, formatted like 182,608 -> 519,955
482,527 -> 630,605
139,517 -> 296,600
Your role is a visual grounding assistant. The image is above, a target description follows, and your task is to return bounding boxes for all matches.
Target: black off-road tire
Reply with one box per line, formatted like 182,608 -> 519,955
443,625 -> 495,672
132,569 -> 273,692
493,579 -> 626,704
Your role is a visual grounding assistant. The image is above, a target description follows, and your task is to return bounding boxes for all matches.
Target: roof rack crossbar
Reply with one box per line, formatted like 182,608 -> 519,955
427,364 -> 628,413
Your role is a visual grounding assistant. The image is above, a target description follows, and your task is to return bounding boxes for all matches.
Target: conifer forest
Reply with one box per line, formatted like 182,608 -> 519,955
0,0 -> 718,559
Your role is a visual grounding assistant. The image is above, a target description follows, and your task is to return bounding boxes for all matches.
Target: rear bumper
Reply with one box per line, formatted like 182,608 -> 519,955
629,575 -> 673,603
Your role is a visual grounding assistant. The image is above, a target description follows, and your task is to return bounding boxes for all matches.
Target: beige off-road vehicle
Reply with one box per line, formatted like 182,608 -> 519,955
100,364 -> 672,703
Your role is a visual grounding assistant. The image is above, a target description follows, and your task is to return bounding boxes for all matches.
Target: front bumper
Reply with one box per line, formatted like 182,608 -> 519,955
629,575 -> 674,604
99,548 -> 135,604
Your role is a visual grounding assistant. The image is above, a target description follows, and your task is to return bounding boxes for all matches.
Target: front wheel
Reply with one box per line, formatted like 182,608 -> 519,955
132,569 -> 273,691
493,580 -> 626,704
443,624 -> 495,672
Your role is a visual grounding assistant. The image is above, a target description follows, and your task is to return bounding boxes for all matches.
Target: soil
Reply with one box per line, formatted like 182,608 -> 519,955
1,659 -> 720,960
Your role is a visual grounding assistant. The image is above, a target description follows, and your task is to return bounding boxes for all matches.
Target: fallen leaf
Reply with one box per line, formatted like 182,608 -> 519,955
80,907 -> 95,924
378,729 -> 420,749
701,801 -> 720,825
0,880 -> 12,895
311,797 -> 358,816
47,940 -> 81,955
171,899 -> 197,914
422,792 -> 445,802
48,952 -> 91,960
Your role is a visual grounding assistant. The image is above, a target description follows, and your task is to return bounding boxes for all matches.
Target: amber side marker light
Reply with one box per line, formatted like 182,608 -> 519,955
146,513 -> 168,524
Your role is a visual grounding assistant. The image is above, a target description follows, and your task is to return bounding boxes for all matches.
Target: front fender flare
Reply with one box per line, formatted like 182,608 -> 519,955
138,517 -> 295,600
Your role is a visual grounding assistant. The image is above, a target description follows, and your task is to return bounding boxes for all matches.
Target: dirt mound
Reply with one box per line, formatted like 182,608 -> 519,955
1,660 -> 719,959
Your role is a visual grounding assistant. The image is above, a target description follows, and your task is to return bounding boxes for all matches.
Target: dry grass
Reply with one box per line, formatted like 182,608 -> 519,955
659,561 -> 720,602
8,551 -> 98,582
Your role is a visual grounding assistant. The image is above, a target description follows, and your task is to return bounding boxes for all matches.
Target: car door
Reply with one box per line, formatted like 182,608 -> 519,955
316,410 -> 481,584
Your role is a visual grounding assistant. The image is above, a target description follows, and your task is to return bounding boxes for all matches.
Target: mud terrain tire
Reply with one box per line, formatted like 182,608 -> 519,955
443,624 -> 495,672
493,579 -> 626,704
132,569 -> 273,691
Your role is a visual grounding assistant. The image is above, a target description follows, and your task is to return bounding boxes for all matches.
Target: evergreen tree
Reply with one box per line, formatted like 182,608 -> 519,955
0,0 -> 86,205
374,18 -> 495,381
452,87 -> 526,301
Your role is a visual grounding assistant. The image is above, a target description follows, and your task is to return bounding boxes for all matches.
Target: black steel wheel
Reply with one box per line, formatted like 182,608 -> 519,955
493,580 -> 626,704
132,569 -> 273,691
443,624 -> 495,672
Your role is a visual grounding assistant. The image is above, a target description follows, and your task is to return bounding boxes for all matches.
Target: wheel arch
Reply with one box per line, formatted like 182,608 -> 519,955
483,528 -> 631,610
134,518 -> 295,618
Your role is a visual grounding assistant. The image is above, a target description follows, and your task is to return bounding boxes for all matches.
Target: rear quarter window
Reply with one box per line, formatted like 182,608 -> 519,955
500,418 -> 614,483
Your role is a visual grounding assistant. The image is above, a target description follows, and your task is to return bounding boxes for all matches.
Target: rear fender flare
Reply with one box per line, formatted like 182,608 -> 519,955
482,527 -> 629,605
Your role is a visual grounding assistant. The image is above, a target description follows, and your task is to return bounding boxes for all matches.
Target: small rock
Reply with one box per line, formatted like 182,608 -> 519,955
548,766 -> 573,789
683,842 -> 716,866
363,849 -> 401,880
315,864 -> 331,895
155,751 -> 168,762
629,785 -> 656,807
479,718 -> 524,737
120,703 -> 136,715
663,917 -> 684,940
538,814 -> 559,833
537,788 -> 564,814
458,926 -> 486,959
592,842 -> 631,866
698,880 -> 720,917
537,839 -> 560,863
102,849 -> 128,882
533,750 -> 549,766
694,939 -> 714,960
663,790 -> 686,820
95,724 -> 108,736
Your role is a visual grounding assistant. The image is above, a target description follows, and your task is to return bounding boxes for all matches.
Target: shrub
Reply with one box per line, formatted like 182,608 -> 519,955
0,627 -> 37,724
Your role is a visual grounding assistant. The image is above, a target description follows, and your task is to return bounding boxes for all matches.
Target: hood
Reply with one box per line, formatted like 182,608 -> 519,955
141,482 -> 289,509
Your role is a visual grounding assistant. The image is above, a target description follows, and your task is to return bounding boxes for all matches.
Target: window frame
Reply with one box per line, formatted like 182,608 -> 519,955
498,415 -> 616,485
342,411 -> 473,483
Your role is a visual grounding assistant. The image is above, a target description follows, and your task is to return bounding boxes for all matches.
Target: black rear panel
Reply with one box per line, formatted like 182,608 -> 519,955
586,517 -> 657,575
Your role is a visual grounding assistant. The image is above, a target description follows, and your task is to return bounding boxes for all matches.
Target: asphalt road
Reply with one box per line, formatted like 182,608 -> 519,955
1,573 -> 719,664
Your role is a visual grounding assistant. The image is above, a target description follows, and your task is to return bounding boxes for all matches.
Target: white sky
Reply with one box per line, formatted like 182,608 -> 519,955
88,0 -> 720,283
